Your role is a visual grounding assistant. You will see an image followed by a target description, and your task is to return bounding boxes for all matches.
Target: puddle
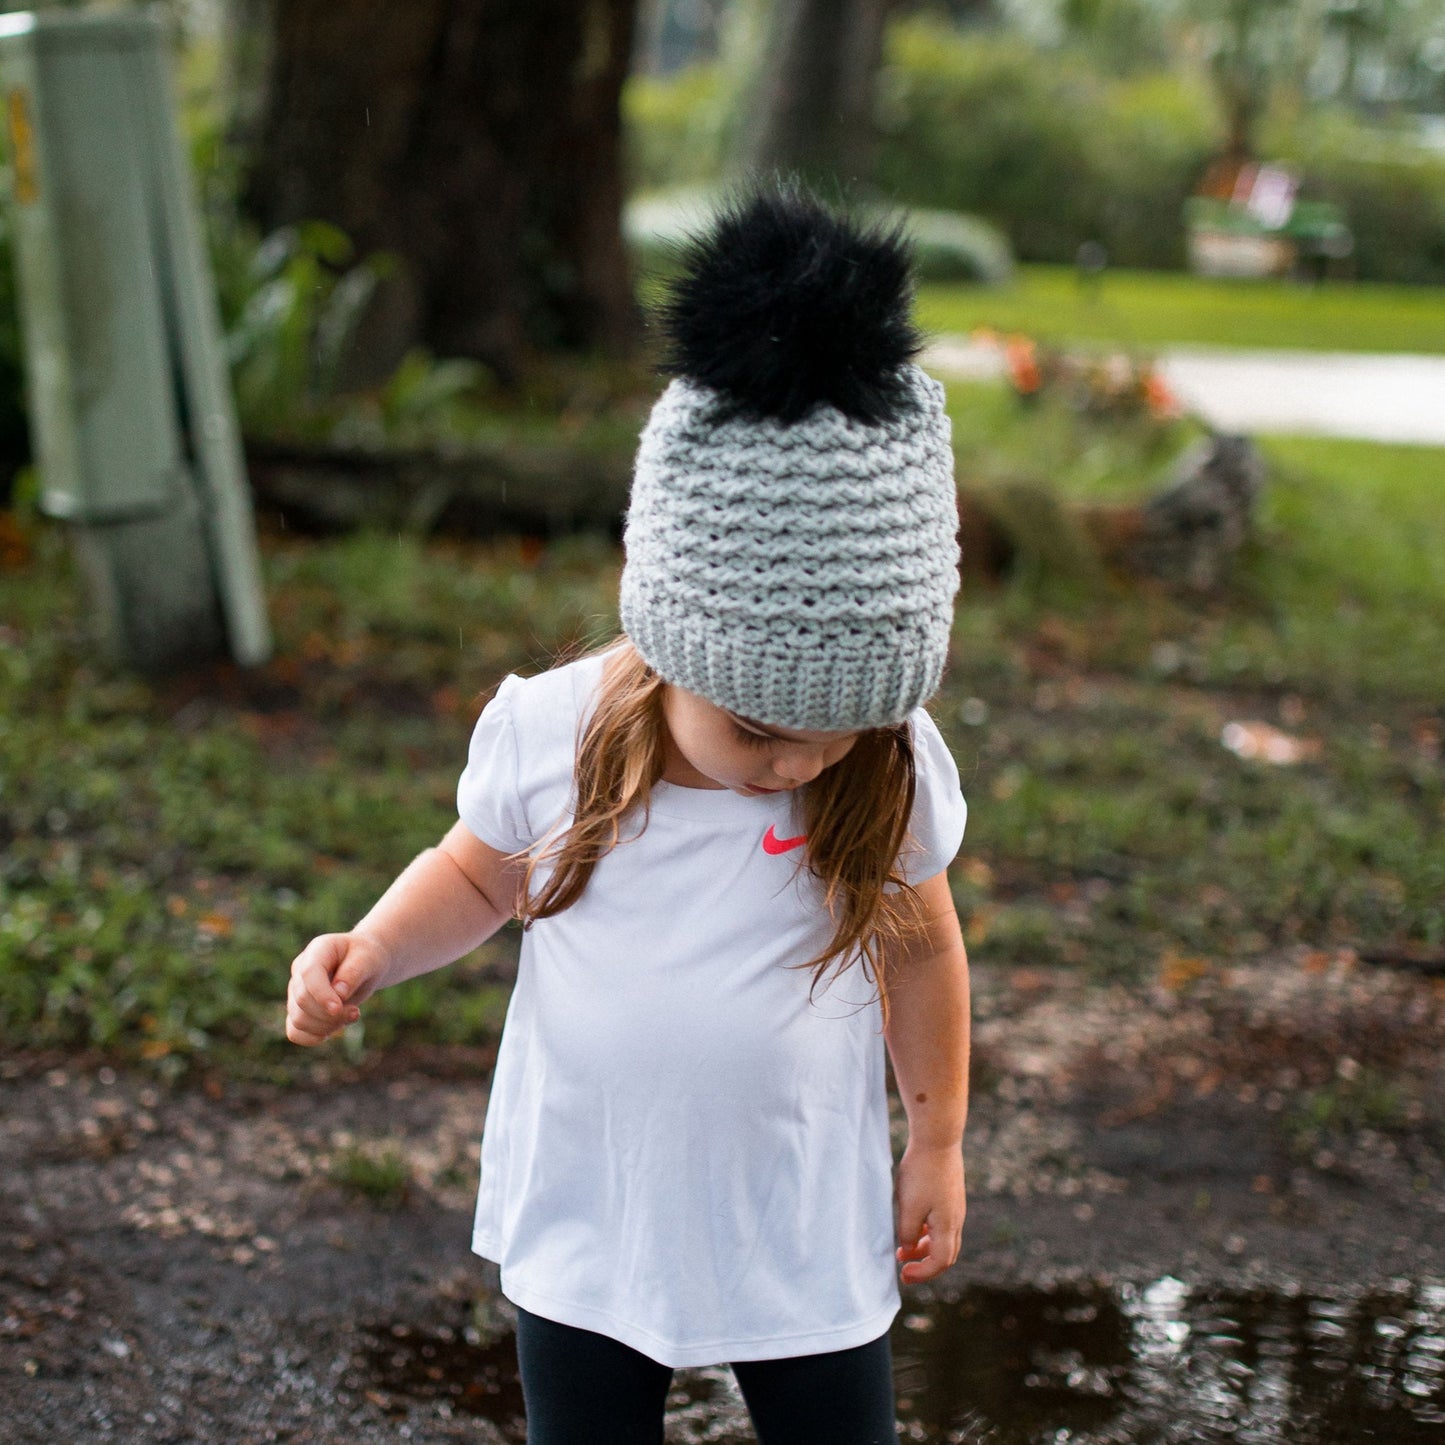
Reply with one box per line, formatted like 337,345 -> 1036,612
360,1279 -> 1445,1443
894,1278 -> 1445,1444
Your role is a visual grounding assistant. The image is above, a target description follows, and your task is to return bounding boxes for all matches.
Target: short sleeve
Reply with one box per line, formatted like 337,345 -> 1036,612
457,675 -> 533,854
899,708 -> 968,884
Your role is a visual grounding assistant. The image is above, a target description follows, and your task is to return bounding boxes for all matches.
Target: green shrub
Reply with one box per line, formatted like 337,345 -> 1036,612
874,23 -> 1218,270
1268,111 -> 1445,285
905,206 -> 1016,284
1087,72 -> 1223,270
622,65 -> 734,195
621,19 -> 1445,285
212,216 -> 494,445
878,22 -> 1445,283
877,30 -> 1094,260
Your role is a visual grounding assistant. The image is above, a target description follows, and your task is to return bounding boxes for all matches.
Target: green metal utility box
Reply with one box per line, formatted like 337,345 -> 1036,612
0,7 -> 269,672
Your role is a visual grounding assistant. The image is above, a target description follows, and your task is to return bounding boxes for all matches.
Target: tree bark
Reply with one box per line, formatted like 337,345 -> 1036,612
244,0 -> 641,382
735,0 -> 898,191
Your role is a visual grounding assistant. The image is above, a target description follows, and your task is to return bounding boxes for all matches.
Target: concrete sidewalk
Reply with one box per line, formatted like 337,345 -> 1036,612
923,337 -> 1445,446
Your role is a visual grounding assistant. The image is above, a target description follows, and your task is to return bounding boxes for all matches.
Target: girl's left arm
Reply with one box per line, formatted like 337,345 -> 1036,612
883,868 -> 971,1285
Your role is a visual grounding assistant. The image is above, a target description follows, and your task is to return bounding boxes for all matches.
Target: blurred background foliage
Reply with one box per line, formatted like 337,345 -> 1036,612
0,0 -> 1438,477
628,8 -> 1445,282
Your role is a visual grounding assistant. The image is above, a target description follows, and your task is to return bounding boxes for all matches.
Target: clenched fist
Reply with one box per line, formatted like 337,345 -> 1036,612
285,932 -> 390,1046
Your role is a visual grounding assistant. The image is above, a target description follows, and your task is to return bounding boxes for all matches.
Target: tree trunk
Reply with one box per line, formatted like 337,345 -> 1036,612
735,0 -> 898,191
1219,77 -> 1260,167
245,0 -> 641,382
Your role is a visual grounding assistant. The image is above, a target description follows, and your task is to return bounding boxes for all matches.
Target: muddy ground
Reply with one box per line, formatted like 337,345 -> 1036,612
4,952 -> 1443,1444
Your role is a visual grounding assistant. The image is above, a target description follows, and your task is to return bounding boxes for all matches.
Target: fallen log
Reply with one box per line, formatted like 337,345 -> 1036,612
1356,945 -> 1445,977
246,438 -> 632,537
246,431 -> 1265,599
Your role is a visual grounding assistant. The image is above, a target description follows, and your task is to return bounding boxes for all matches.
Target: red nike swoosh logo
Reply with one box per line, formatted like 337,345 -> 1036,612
762,826 -> 808,855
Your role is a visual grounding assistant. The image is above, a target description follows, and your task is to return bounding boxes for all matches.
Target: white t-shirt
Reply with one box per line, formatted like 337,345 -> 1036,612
456,650 -> 967,1367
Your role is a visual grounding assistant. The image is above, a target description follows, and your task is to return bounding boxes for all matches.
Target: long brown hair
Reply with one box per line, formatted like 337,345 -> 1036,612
514,638 -> 927,1023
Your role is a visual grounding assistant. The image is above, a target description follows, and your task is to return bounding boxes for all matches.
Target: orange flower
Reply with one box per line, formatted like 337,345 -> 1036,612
1143,370 -> 1181,419
1004,335 -> 1042,395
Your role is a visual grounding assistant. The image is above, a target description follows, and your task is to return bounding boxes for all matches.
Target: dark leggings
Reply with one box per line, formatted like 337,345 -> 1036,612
514,1305 -> 896,1444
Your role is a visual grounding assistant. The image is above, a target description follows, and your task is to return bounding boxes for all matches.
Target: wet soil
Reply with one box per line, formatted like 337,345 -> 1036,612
3,954 -> 1443,1443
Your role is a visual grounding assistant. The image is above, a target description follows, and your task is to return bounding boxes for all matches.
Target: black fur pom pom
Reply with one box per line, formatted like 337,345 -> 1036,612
660,183 -> 921,425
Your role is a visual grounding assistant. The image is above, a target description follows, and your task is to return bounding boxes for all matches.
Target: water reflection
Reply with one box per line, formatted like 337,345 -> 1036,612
360,1279 -> 1445,1443
895,1279 -> 1445,1444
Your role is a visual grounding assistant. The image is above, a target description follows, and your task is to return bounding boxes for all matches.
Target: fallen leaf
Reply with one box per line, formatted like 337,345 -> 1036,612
965,907 -> 995,947
1009,968 -> 1052,994
1221,720 -> 1321,765
1159,951 -> 1210,991
960,857 -> 994,889
197,913 -> 233,939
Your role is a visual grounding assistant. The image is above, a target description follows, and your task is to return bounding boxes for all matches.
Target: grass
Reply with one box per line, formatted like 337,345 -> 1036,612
936,389 -> 1444,975
1221,436 -> 1445,701
0,410 -> 1441,1073
917,265 -> 1445,355
944,677 -> 1444,977
1284,1068 -> 1414,1159
0,529 -> 622,1077
943,382 -> 1445,699
328,1141 -> 414,1207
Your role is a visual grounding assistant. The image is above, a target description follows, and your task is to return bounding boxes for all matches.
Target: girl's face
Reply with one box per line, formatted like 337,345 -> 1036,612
659,685 -> 860,795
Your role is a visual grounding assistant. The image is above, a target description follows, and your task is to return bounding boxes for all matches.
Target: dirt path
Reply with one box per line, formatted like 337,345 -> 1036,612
4,955 -> 1443,1444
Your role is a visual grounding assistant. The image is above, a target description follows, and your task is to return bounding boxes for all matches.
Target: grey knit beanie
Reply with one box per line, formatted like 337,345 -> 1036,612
619,186 -> 960,731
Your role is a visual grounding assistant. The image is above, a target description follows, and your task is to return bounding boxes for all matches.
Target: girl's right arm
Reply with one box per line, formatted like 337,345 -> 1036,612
285,820 -> 524,1047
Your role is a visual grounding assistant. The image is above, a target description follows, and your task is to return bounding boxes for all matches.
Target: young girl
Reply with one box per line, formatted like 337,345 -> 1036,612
285,184 -> 971,1445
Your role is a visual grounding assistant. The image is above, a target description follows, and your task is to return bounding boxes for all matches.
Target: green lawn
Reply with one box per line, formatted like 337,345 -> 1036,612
0,531 -> 624,1077
917,265 -> 1445,355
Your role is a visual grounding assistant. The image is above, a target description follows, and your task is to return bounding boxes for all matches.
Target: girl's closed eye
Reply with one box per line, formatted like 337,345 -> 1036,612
732,723 -> 772,749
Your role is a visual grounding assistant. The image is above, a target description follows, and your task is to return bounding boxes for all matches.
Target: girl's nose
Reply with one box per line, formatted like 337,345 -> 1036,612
773,747 -> 826,784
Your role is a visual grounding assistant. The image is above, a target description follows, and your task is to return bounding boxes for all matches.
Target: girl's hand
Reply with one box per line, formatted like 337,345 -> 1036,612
285,931 -> 389,1046
894,1140 -> 967,1285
